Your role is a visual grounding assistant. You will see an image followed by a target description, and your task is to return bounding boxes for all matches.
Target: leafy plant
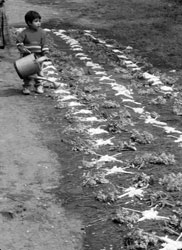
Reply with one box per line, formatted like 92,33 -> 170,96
83,85 -> 100,93
106,110 -> 133,133
123,228 -> 158,250
159,173 -> 182,191
112,208 -> 140,228
164,214 -> 182,234
132,173 -> 153,188
95,190 -> 118,203
106,120 -> 129,133
83,172 -> 109,187
131,129 -> 154,144
128,152 -> 175,169
150,96 -> 167,105
109,140 -> 136,152
101,100 -> 120,109
173,98 -> 182,116
145,152 -> 175,165
144,190 -> 172,208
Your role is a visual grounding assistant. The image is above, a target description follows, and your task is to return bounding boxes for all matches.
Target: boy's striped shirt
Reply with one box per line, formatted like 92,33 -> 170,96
16,27 -> 49,55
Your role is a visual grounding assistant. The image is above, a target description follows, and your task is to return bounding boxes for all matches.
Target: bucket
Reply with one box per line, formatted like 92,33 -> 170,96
14,54 -> 46,79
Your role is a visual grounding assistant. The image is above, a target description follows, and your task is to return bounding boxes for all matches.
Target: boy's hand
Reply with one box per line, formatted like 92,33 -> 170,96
43,54 -> 51,61
18,46 -> 31,55
22,48 -> 31,54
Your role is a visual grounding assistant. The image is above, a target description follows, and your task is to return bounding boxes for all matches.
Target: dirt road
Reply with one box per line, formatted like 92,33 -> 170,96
0,1 -> 83,249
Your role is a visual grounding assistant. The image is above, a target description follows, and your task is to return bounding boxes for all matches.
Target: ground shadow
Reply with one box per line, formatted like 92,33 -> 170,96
0,88 -> 22,97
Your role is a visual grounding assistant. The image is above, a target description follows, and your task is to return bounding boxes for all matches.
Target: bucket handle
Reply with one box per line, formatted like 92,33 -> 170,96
28,75 -> 60,89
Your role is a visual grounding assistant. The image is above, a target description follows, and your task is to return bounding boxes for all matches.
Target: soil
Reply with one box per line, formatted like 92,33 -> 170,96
26,0 -> 182,71
0,50 -> 83,249
1,0 -> 182,249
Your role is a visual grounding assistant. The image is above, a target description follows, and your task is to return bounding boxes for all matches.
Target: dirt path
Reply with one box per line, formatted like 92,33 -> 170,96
0,1 -> 83,250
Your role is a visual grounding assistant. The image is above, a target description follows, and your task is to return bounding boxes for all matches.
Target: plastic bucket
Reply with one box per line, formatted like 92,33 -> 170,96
14,54 -> 41,79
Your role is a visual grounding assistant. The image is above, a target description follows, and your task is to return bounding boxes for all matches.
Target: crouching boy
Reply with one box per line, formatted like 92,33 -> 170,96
16,10 -> 49,95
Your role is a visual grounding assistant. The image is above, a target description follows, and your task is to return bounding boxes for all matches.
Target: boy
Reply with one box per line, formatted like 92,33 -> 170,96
16,10 -> 49,95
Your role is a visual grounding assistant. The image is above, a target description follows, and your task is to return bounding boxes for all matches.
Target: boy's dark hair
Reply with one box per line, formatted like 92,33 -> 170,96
24,11 -> 41,25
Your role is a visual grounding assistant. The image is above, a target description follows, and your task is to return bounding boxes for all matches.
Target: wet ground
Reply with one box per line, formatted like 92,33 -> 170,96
3,0 -> 182,249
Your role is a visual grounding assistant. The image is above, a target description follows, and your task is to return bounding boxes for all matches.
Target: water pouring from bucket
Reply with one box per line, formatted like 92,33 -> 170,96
14,53 -> 60,89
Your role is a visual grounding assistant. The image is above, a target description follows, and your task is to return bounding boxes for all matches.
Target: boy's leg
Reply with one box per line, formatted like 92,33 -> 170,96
34,70 -> 44,94
22,78 -> 31,95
